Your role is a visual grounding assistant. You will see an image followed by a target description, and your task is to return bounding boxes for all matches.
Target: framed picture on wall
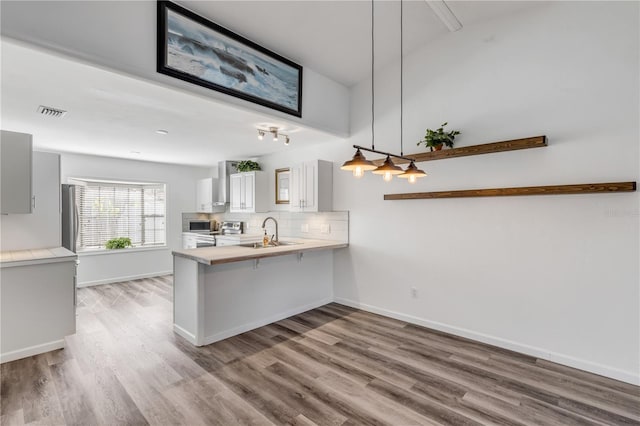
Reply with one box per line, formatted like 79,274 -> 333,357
157,1 -> 303,117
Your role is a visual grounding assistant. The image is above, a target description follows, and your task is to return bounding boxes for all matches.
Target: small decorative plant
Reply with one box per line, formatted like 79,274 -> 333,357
105,237 -> 132,249
417,122 -> 461,152
235,160 -> 261,172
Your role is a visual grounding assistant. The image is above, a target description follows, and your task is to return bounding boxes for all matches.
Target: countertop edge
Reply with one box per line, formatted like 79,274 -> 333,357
0,247 -> 78,268
172,240 -> 348,265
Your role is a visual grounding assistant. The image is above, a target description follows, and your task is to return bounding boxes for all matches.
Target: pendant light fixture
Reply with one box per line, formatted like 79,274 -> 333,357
341,148 -> 376,178
342,0 -> 426,183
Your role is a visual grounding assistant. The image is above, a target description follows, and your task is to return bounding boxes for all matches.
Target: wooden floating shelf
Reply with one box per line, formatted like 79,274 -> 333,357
384,182 -> 637,201
372,135 -> 547,166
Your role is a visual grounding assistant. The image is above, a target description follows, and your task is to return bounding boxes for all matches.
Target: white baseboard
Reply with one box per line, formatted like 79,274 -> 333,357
1,339 -> 65,364
78,270 -> 172,287
201,297 -> 333,346
173,324 -> 197,345
334,297 -> 640,386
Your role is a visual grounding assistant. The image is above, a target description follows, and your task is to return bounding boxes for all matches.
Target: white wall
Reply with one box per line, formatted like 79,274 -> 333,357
0,1 -> 350,137
0,152 -> 61,251
60,153 -> 210,286
260,2 -> 640,384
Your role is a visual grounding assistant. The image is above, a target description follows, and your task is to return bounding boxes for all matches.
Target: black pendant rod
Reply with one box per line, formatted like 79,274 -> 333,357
371,0 -> 375,151
353,145 -> 414,163
400,0 -> 404,157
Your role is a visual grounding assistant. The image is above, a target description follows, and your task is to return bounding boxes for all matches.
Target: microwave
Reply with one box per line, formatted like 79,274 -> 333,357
188,219 -> 214,234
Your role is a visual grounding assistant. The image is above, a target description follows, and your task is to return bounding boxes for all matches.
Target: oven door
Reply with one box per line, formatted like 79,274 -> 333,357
195,234 -> 216,248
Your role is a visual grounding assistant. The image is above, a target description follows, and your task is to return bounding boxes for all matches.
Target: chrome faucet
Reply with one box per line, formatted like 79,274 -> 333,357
261,216 -> 279,245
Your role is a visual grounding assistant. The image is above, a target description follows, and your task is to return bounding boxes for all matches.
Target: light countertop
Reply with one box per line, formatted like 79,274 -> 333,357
0,247 -> 77,268
172,238 -> 348,266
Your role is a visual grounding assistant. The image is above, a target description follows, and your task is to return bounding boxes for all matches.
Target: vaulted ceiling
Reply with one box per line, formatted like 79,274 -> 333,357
0,1 -> 544,166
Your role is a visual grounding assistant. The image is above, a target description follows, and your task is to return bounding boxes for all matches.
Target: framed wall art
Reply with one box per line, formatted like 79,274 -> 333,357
157,1 -> 303,117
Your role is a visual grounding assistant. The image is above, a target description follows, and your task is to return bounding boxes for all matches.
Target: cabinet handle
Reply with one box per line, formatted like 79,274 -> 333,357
32,196 -> 36,209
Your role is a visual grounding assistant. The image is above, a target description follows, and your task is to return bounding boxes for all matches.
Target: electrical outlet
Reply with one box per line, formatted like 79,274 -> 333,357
411,287 -> 418,298
320,224 -> 331,234
301,224 -> 309,233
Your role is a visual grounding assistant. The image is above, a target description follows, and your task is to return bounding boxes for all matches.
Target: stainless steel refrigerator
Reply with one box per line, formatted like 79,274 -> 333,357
61,184 -> 79,253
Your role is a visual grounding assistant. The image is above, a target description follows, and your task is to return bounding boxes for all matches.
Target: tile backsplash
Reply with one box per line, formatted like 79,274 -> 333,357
183,210 -> 349,243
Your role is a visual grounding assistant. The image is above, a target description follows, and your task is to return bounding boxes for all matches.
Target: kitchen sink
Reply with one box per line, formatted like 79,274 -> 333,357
239,241 -> 302,249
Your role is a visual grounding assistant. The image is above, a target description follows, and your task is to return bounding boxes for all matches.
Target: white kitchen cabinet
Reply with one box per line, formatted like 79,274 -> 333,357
290,160 -> 333,212
1,248 -> 77,363
230,171 -> 268,213
196,177 -> 219,213
182,233 -> 198,249
1,130 -> 33,214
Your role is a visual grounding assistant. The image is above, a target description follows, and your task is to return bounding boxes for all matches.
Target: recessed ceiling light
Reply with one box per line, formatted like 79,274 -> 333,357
130,151 -> 141,154
156,129 -> 169,135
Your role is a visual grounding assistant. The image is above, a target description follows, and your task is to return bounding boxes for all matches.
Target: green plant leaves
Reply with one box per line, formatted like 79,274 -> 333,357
105,237 -> 132,249
417,122 -> 460,149
236,160 -> 261,172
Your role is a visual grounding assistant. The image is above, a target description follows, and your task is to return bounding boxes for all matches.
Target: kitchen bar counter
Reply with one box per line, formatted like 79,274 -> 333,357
172,238 -> 348,266
172,237 -> 348,346
0,247 -> 77,268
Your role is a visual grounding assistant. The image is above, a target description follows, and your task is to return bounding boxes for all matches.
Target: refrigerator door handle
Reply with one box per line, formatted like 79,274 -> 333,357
74,203 -> 79,251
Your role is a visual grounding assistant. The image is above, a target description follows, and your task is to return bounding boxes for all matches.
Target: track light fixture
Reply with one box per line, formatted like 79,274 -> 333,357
256,126 -> 291,145
341,0 -> 426,184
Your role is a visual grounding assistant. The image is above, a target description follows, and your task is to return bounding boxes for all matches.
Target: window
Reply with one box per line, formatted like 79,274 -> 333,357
73,179 -> 166,251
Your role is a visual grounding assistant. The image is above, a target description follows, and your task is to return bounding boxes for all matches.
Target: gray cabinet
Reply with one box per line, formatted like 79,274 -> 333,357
1,130 -> 33,214
1,255 -> 76,362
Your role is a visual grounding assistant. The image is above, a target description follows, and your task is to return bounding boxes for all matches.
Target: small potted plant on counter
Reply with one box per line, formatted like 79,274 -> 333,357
417,122 -> 461,152
105,237 -> 132,249
235,160 -> 261,172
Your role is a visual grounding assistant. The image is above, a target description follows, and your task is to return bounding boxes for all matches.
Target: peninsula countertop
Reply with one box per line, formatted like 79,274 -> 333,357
172,238 -> 348,266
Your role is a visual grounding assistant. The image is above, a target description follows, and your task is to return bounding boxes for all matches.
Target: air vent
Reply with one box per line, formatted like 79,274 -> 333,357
37,105 -> 67,118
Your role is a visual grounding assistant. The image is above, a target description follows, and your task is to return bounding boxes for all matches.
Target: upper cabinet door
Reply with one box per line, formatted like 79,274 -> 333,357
289,164 -> 303,212
196,178 -> 213,212
243,173 -> 255,212
1,130 -> 33,214
302,161 -> 316,211
229,174 -> 243,212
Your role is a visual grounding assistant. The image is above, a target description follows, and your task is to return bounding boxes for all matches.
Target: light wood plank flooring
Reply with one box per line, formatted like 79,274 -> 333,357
1,275 -> 638,425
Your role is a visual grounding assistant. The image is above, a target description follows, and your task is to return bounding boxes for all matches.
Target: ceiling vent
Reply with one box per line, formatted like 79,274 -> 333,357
37,105 -> 67,118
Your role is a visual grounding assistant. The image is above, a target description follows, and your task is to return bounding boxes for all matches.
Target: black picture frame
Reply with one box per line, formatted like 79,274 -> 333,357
157,1 -> 303,117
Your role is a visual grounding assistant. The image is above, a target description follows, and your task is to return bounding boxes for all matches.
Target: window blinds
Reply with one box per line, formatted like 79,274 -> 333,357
75,180 -> 166,250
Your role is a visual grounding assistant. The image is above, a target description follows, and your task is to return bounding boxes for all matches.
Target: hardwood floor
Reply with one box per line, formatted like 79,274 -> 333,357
1,276 -> 638,425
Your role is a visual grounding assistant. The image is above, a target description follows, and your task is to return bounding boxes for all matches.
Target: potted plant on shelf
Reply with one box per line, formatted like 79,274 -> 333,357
105,237 -> 132,249
235,160 -> 261,172
417,122 -> 461,152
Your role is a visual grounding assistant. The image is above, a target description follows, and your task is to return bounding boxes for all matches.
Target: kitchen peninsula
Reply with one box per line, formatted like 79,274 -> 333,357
172,238 -> 347,346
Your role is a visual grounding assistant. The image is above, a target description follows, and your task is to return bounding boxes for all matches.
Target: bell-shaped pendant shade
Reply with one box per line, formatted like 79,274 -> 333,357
398,161 -> 427,183
341,149 -> 377,172
371,156 -> 404,175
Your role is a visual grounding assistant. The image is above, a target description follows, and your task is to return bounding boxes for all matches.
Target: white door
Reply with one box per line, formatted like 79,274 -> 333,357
230,174 -> 243,212
243,173 -> 255,212
196,178 -> 212,212
290,164 -> 303,212
302,161 -> 316,211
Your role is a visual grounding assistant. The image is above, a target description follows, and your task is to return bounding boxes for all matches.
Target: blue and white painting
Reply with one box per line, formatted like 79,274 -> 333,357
163,8 -> 301,116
